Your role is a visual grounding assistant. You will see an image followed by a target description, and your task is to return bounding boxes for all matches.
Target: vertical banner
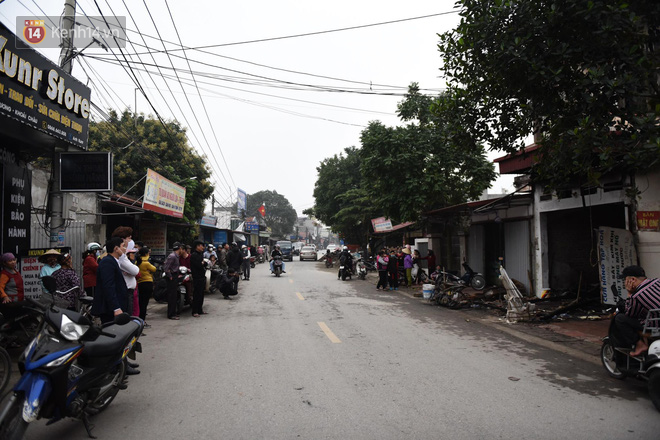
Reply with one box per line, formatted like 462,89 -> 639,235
2,163 -> 31,255
140,219 -> 167,256
237,188 -> 247,215
599,227 -> 637,305
142,169 -> 186,218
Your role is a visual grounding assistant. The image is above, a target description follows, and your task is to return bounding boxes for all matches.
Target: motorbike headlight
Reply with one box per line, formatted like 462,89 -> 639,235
60,314 -> 89,341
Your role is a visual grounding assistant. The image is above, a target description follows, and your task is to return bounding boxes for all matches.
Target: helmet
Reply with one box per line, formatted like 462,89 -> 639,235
343,246 -> 348,251
87,242 -> 101,251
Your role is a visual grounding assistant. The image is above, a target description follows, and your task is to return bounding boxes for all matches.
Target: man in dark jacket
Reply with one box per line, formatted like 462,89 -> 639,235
92,237 -> 128,324
226,242 -> 243,289
219,268 -> 240,299
190,240 -> 207,317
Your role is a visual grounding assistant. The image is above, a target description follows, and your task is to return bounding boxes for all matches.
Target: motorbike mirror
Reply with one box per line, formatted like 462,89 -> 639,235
114,312 -> 132,325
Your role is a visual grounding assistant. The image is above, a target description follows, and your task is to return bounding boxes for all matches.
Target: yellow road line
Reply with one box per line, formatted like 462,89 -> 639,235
318,322 -> 341,343
296,292 -> 305,300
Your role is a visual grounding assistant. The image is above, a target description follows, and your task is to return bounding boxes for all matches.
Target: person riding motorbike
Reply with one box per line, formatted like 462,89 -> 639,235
337,246 -> 352,279
270,245 -> 286,273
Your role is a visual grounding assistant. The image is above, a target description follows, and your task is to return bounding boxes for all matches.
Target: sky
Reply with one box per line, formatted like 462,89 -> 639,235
1,0 -> 514,217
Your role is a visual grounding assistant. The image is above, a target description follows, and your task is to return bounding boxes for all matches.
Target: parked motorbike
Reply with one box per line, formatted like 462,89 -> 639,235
250,256 -> 256,269
208,267 -> 226,294
338,254 -> 353,281
322,254 -> 333,268
436,263 -> 486,291
601,285 -> 660,412
272,255 -> 284,277
153,266 -> 191,314
0,296 -> 144,439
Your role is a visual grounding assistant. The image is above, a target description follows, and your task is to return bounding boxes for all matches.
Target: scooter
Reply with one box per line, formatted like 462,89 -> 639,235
0,294 -> 144,439
356,258 -> 367,280
152,266 -> 191,314
272,255 -> 284,277
436,263 -> 486,291
250,256 -> 256,269
601,285 -> 660,411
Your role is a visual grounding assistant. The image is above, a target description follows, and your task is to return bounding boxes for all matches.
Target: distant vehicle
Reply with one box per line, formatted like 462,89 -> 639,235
326,244 -> 338,253
299,246 -> 317,261
276,240 -> 294,261
292,242 -> 304,256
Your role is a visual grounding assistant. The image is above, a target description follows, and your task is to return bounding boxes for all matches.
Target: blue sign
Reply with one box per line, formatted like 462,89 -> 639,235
213,230 -> 228,246
245,222 -> 259,232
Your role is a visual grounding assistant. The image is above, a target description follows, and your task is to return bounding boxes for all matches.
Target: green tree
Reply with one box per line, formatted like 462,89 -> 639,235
88,110 -> 214,241
437,0 -> 660,189
245,190 -> 297,239
304,147 -> 375,246
359,84 -> 496,223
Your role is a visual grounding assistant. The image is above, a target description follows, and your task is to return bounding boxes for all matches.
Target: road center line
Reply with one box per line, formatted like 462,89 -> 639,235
317,322 -> 341,343
296,292 -> 305,300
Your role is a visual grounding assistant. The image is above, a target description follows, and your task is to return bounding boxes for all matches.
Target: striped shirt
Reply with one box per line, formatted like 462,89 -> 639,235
625,278 -> 660,326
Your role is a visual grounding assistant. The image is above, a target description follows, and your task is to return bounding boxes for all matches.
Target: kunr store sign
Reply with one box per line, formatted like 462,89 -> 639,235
0,22 -> 91,149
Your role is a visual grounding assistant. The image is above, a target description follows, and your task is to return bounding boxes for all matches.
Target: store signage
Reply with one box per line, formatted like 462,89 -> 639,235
200,215 -> 217,227
140,219 -> 167,256
20,247 -> 70,300
0,23 -> 91,148
142,168 -> 186,218
371,217 -> 393,233
637,211 -> 660,232
2,163 -> 31,255
245,221 -> 259,232
59,152 -> 112,191
598,227 -> 637,305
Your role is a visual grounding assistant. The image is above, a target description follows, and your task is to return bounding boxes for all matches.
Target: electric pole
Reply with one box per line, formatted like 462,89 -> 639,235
49,0 -> 76,247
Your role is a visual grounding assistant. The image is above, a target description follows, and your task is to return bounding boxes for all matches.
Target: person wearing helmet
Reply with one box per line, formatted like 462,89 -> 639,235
204,244 -> 217,260
83,243 -> 102,297
270,245 -> 286,273
338,247 -> 352,279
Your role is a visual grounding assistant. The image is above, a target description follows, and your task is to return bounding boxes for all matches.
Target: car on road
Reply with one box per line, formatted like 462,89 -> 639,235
325,244 -> 339,253
299,246 -> 318,261
276,240 -> 294,261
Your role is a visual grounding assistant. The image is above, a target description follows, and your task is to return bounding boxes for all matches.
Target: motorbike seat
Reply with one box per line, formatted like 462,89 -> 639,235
84,321 -> 140,358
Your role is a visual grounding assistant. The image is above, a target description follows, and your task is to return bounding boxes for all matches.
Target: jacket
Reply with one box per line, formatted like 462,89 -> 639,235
227,247 -> 243,270
83,254 -> 98,288
404,254 -> 413,269
137,259 -> 157,283
92,255 -> 128,315
190,250 -> 206,280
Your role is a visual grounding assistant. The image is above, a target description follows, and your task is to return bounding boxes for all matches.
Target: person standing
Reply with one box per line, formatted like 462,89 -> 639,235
376,250 -> 389,290
387,249 -> 399,291
403,248 -> 413,287
422,250 -> 436,280
227,242 -> 243,289
39,249 -> 62,292
136,247 -> 156,326
241,245 -> 251,280
218,242 -> 229,271
163,242 -> 185,320
190,240 -> 207,317
0,253 -> 24,304
83,243 -> 101,297
92,237 -> 128,324
51,253 -> 83,310
111,227 -> 140,317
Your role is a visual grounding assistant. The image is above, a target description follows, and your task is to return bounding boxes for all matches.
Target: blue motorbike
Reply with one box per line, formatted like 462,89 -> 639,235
0,293 -> 143,439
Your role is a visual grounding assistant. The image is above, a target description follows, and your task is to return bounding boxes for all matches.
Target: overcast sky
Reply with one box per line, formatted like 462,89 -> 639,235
1,0 -> 514,217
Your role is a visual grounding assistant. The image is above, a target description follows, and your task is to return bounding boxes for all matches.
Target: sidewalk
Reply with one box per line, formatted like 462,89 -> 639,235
398,283 -> 610,366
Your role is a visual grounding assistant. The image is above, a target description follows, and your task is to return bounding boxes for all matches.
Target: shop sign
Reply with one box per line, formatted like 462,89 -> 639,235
0,23 -> 91,149
140,219 -> 167,256
142,168 -> 185,218
20,247 -> 69,300
598,227 -> 637,305
2,163 -> 31,255
637,211 -> 660,232
213,230 -> 227,247
200,215 -> 217,227
245,221 -> 259,232
371,217 -> 393,233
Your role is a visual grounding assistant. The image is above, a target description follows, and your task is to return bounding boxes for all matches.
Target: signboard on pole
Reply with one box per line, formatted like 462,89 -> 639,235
2,163 -> 31,255
142,169 -> 186,218
371,217 -> 393,233
237,188 -> 247,214
598,227 -> 637,305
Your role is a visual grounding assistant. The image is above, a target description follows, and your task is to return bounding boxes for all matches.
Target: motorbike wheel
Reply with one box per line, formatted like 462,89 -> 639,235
600,339 -> 625,380
275,268 -> 281,277
0,393 -> 29,440
648,370 -> 660,412
341,269 -> 347,281
88,360 -> 127,413
470,275 -> 486,290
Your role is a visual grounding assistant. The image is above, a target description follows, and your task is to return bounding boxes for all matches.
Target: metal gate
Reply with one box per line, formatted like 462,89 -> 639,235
503,220 -> 532,294
30,220 -> 86,277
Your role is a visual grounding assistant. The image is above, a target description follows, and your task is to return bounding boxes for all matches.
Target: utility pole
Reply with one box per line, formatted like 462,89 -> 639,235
49,0 -> 76,247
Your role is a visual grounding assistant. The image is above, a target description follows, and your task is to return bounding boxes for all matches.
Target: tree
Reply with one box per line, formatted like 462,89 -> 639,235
437,0 -> 660,190
305,147 -> 375,246
88,110 -> 214,240
359,84 -> 496,223
245,190 -> 297,239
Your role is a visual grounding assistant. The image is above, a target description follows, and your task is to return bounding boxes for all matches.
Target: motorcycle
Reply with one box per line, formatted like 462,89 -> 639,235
153,266 -> 191,314
272,255 -> 284,277
250,255 -> 256,269
356,258 -> 367,280
338,254 -> 353,281
322,254 -> 333,268
257,253 -> 265,264
208,267 -> 227,294
0,296 -> 144,439
436,263 -> 486,291
601,285 -> 660,412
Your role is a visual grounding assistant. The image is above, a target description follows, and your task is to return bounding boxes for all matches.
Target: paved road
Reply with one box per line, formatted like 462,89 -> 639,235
24,258 -> 660,439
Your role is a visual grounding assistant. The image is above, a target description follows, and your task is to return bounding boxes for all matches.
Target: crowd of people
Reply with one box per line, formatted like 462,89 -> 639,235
371,245 -> 435,291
